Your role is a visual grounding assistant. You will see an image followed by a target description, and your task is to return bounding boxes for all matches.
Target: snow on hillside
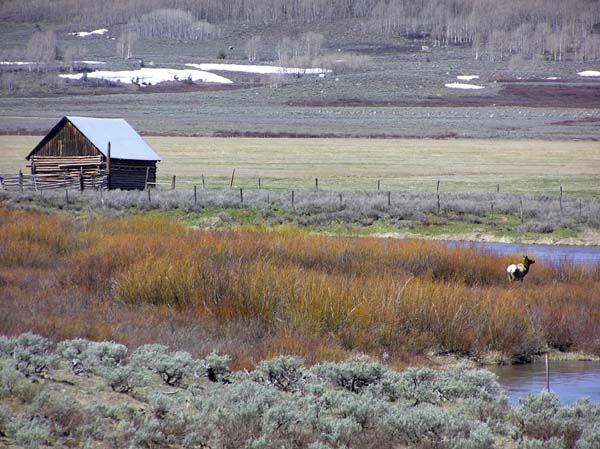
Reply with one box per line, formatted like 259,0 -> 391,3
59,68 -> 233,85
577,70 -> 600,77
68,28 -> 108,37
445,83 -> 484,90
185,63 -> 331,75
0,61 -> 35,65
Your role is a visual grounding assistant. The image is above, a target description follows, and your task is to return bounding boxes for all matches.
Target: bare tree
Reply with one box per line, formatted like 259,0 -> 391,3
244,35 -> 262,62
26,30 -> 57,62
116,31 -> 138,59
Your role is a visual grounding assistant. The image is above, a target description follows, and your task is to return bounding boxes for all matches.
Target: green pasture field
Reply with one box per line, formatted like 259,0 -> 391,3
1,136 -> 599,195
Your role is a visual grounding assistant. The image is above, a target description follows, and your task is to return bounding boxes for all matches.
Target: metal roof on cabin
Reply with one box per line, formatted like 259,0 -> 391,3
66,116 -> 161,161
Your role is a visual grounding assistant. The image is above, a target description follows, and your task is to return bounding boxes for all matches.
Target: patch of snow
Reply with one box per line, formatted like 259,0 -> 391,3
445,83 -> 484,90
75,60 -> 106,65
59,67 -> 233,85
185,63 -> 331,75
69,28 -> 108,37
546,76 -> 558,80
577,70 -> 600,77
0,61 -> 36,65
457,75 -> 479,81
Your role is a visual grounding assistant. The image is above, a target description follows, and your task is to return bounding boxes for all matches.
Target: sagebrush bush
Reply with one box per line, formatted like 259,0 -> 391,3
251,355 -> 305,392
85,341 -> 127,370
12,332 -> 58,377
200,351 -> 231,383
310,359 -> 387,393
130,344 -> 194,385
100,365 -> 134,393
10,416 -> 50,449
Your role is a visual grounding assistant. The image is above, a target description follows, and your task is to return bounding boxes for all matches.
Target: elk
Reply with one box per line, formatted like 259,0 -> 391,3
506,255 -> 535,282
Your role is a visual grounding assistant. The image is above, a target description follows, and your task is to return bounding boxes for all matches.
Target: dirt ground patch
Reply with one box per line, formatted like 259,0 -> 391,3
287,84 -> 600,108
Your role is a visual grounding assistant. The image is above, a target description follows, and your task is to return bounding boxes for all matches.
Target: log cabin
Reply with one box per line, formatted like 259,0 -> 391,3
26,116 -> 161,190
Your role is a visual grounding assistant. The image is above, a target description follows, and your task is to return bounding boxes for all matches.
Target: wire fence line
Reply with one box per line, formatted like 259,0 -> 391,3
2,182 -> 599,234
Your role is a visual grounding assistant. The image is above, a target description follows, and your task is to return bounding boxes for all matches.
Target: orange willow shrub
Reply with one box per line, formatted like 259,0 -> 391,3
1,207 -> 600,361
0,207 -> 83,267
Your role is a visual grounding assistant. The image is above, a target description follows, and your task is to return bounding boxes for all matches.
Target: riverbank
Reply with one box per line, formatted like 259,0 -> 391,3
373,229 -> 600,247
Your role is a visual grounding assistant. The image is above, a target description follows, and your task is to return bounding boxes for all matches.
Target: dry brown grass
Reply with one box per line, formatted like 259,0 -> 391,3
1,207 -> 599,368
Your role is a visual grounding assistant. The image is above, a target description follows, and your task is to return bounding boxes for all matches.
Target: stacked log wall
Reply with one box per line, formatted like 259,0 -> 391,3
33,121 -> 100,157
110,159 -> 156,190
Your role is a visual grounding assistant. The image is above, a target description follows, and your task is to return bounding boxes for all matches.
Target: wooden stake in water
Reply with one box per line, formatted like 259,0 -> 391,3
545,353 -> 550,392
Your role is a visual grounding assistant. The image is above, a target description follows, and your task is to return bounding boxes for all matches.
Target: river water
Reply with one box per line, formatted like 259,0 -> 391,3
490,361 -> 600,405
445,240 -> 600,404
446,240 -> 600,266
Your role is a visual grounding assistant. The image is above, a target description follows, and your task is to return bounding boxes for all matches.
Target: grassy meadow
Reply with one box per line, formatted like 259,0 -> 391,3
1,206 -> 599,370
1,136 -> 600,195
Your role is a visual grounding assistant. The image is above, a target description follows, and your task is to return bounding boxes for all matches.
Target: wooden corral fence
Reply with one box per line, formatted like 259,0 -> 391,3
0,170 -> 108,192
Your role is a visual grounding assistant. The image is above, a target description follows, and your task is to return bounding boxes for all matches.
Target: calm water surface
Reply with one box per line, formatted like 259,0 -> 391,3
490,361 -> 600,405
447,240 -> 600,265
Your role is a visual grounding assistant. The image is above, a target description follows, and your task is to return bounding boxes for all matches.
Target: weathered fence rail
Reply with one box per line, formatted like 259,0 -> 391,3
0,171 -> 108,192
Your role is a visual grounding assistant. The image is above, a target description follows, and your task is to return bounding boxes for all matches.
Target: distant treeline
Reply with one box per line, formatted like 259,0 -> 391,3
2,0 -> 600,61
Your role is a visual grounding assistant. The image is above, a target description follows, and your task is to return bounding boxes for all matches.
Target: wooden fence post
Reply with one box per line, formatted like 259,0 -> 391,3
559,186 -> 563,213
436,180 -> 440,193
490,202 -> 494,219
147,187 -> 151,203
230,169 -> 235,188
240,188 -> 243,205
519,197 -> 524,224
315,178 -> 319,191
497,184 -> 500,193
194,185 -> 197,205
144,167 -> 150,190
258,177 -> 261,189
171,175 -> 176,190
377,179 -> 381,191
579,199 -> 582,218
63,173 -> 69,204
387,191 -> 391,208
18,170 -> 23,193
339,193 -> 343,208
437,194 -> 441,214
291,190 -> 295,209
79,167 -> 84,192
